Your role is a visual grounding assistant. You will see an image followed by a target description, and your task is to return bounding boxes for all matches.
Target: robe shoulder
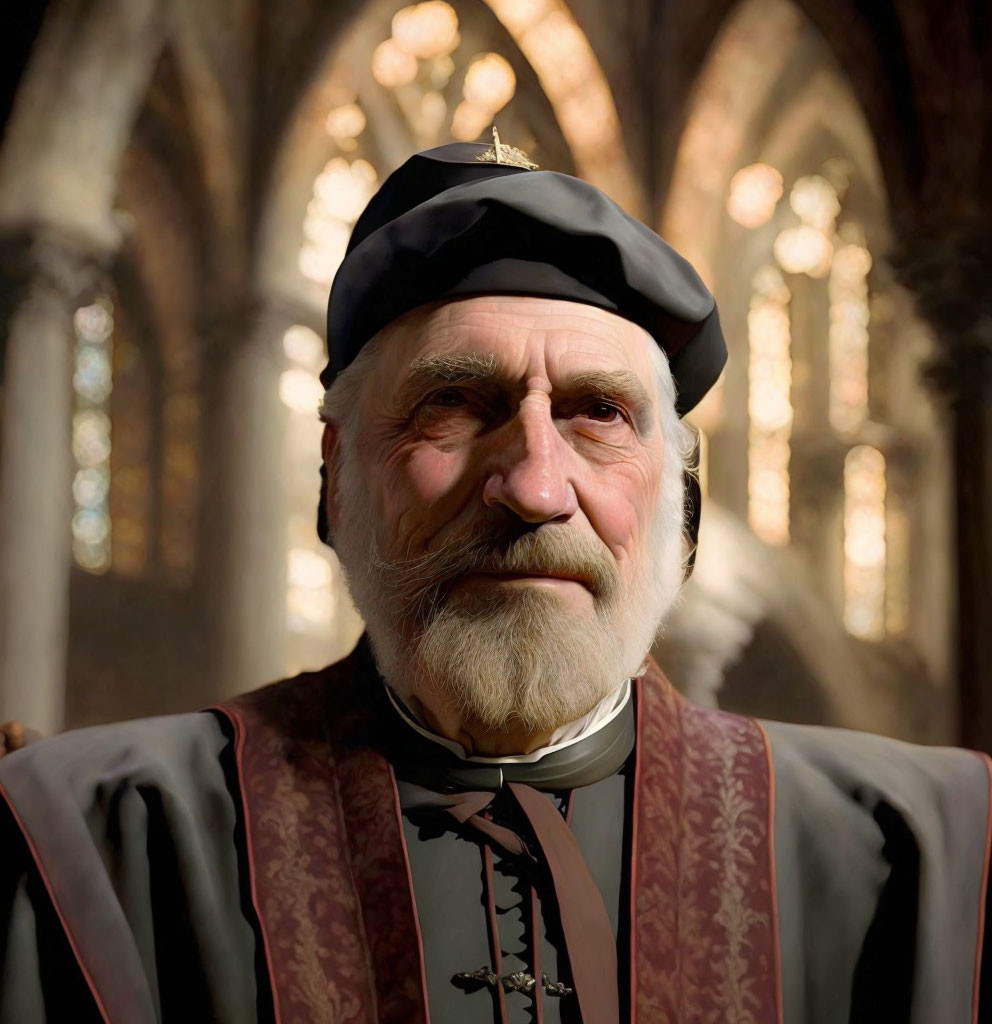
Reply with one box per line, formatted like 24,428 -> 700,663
0,711 -> 261,1024
762,719 -> 992,1024
0,710 -> 232,811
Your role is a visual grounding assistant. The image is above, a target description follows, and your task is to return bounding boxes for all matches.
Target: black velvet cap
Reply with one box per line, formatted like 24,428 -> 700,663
322,142 -> 726,417
318,142 -> 718,565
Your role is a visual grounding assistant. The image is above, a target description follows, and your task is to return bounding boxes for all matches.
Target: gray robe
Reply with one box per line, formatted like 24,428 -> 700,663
0,649 -> 989,1023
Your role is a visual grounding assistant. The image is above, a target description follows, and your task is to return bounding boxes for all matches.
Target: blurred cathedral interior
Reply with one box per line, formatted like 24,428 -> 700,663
0,0 -> 989,750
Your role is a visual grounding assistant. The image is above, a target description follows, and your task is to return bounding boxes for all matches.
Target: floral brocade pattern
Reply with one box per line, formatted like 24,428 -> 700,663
215,657 -> 429,1024
217,652 -> 779,1023
633,662 -> 781,1023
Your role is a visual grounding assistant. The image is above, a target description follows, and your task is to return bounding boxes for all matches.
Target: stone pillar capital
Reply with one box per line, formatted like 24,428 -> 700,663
0,227 -> 109,308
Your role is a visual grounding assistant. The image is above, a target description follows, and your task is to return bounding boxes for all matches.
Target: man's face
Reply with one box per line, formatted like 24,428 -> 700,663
327,295 -> 684,740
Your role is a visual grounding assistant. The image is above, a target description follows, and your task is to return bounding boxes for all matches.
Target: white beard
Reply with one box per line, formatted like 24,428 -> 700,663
331,453 -> 685,736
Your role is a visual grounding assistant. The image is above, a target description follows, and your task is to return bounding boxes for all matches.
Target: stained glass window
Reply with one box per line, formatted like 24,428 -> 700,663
281,324 -> 332,633
300,158 -> 379,287
747,267 -> 792,545
483,0 -> 637,208
843,445 -> 886,639
453,52 -> 516,140
280,325 -> 363,672
772,176 -> 838,278
730,154 -> 908,642
71,298 -> 114,573
829,234 -> 872,434
726,163 -> 783,228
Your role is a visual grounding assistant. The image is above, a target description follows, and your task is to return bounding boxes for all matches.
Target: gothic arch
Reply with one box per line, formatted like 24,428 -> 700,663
252,0 -> 645,310
0,0 -> 165,249
656,0 -> 954,740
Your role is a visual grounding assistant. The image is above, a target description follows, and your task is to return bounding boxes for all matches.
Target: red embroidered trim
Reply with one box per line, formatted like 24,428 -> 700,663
633,661 -> 781,1024
335,735 -> 431,1023
220,651 -> 778,1023
216,658 -> 429,1024
756,721 -> 784,1024
212,705 -> 282,1024
216,672 -> 380,1022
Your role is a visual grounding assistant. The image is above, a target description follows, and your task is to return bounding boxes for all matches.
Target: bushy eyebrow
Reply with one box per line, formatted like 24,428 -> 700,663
397,352 -> 656,432
396,352 -> 501,409
563,370 -> 654,432
407,351 -> 501,384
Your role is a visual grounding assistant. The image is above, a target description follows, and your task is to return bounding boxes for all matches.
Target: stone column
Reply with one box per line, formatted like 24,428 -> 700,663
893,221 -> 992,752
201,305 -> 289,698
0,234 -> 100,734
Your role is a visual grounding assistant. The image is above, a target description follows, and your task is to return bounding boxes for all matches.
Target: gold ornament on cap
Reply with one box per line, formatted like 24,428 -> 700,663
476,126 -> 538,169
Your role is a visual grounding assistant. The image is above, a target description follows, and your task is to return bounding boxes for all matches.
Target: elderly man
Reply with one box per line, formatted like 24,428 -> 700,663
1,140 -> 991,1024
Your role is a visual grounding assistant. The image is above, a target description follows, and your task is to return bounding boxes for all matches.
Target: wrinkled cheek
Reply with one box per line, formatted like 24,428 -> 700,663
634,504 -> 661,565
597,451 -> 661,529
380,446 -> 475,553
633,477 -> 668,562
594,488 -> 648,560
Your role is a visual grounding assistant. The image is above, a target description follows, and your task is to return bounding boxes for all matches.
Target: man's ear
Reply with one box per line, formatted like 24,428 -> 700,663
321,422 -> 341,533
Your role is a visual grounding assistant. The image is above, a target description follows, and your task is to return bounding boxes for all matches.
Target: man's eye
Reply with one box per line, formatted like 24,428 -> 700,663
583,401 -> 624,423
414,387 -> 489,441
429,388 -> 468,407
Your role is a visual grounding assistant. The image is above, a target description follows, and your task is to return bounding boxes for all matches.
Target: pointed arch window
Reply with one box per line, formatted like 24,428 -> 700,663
71,297 -> 115,573
747,268 -> 792,545
730,161 -> 912,642
843,445 -> 886,639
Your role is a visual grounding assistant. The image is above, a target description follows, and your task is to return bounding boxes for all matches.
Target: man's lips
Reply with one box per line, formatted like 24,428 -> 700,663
461,570 -> 592,588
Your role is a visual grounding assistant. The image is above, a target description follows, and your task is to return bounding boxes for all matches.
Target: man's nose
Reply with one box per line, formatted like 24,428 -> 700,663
482,396 -> 578,523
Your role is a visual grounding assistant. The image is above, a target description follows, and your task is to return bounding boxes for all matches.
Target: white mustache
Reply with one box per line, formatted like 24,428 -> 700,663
368,522 -> 622,627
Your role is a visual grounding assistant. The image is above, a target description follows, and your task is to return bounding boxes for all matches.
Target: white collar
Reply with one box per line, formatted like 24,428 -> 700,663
384,678 -> 632,765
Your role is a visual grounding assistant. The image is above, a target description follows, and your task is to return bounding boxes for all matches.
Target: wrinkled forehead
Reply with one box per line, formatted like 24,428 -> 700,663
364,295 -> 663,399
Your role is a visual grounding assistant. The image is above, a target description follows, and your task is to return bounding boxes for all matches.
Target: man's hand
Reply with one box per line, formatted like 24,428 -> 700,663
0,721 -> 32,758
